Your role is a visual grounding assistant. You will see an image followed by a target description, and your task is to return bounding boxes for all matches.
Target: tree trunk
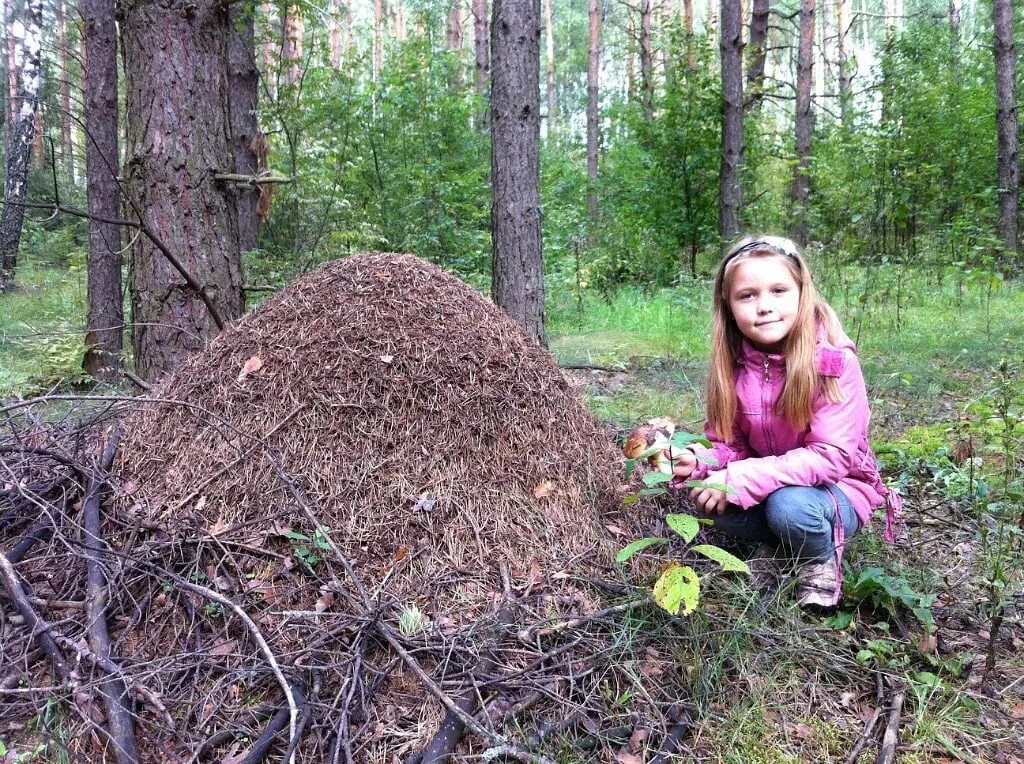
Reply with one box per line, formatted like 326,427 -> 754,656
491,0 -> 545,346
837,0 -> 852,123
993,0 -> 1018,260
82,0 -> 124,381
374,0 -> 383,86
56,0 -> 76,186
473,0 -> 489,129
120,0 -> 244,381
260,1 -> 276,100
718,0 -> 743,246
683,0 -> 695,69
586,0 -> 600,236
791,0 -> 814,247
543,0 -> 556,133
639,0 -> 653,117
283,5 -> 303,88
5,0 -> 16,155
0,0 -> 43,293
745,0 -> 769,114
949,0 -> 960,39
447,0 -> 465,89
329,0 -> 343,66
228,0 -> 260,255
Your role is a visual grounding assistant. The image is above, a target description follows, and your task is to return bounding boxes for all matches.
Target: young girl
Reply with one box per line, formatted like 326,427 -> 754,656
669,235 -> 901,609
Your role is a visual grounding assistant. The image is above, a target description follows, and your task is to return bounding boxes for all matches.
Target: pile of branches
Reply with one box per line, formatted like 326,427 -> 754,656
1,402 -> 698,762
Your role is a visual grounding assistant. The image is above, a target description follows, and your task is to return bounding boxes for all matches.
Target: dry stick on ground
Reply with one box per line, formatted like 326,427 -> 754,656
843,671 -> 886,764
270,457 -> 557,764
874,686 -> 906,764
649,704 -> 695,764
517,598 -> 648,644
81,427 -> 140,764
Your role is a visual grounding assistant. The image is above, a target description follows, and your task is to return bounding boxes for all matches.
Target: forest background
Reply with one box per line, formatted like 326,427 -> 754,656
0,0 -> 1023,760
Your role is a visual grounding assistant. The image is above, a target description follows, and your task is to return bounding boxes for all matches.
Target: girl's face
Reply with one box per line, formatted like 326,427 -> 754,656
726,256 -> 801,353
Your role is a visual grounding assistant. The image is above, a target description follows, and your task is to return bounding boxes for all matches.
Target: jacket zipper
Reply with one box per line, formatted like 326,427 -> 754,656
762,355 -> 773,452
763,357 -> 770,382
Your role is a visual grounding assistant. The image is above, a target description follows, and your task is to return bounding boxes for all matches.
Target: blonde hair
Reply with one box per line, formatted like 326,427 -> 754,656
706,235 -> 842,439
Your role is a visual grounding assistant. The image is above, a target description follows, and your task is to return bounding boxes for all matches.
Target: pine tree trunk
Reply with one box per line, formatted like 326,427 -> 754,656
473,0 -> 489,129
120,0 -> 244,381
683,0 -> 695,69
374,0 -> 383,86
283,5 -> 303,88
718,0 -> 743,245
639,0 -> 653,117
993,0 -> 1018,261
837,0 -> 852,123
791,0 -> 814,247
0,0 -> 43,293
491,0 -> 545,346
586,0 -> 600,235
745,0 -> 769,114
544,0 -> 556,133
82,0 -> 125,380
328,0 -> 342,66
228,1 -> 259,255
447,0 -> 465,89
56,0 -> 76,186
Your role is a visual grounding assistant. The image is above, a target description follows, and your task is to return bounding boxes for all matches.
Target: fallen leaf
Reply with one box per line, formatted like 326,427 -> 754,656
840,691 -> 857,708
1010,703 -> 1024,720
380,354 -> 394,363
917,633 -> 938,654
614,751 -> 642,764
533,480 -> 555,498
237,355 -> 263,382
628,727 -> 650,749
315,590 -> 335,613
205,515 -> 230,538
786,721 -> 814,740
605,524 -> 629,537
209,640 -> 238,657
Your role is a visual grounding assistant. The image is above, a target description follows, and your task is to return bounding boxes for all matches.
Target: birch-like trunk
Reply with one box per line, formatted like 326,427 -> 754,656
718,0 -> 743,245
791,0 -> 815,247
586,0 -> 600,233
0,0 -> 44,293
544,0 -> 556,133
993,0 -> 1018,259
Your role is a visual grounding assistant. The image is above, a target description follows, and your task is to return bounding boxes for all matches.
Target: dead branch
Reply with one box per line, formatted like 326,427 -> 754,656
237,683 -> 306,764
875,687 -> 906,764
82,428 -> 140,764
843,671 -> 886,764
517,598 -> 647,644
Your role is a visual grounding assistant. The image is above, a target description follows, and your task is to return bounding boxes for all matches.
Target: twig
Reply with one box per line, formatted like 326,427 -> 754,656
843,671 -> 886,764
874,687 -> 906,764
517,598 -> 648,644
82,427 -> 140,764
238,684 -> 306,764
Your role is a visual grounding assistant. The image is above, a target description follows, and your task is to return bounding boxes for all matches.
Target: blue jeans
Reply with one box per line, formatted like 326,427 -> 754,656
706,485 -> 861,563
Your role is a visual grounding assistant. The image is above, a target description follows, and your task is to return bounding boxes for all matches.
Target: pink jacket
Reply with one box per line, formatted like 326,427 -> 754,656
691,326 -> 899,533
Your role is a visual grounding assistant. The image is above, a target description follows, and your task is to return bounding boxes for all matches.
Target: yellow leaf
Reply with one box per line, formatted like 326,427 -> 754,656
533,480 -> 555,498
652,563 -> 700,616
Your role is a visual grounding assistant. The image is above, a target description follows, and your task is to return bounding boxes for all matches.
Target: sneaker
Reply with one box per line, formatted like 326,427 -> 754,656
795,557 -> 841,610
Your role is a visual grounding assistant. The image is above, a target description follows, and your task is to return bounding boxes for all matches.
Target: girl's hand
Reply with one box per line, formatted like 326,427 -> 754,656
667,447 -> 698,479
690,485 -> 729,515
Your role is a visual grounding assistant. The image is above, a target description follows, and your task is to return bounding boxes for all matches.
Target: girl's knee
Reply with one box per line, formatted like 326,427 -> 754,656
764,486 -> 830,538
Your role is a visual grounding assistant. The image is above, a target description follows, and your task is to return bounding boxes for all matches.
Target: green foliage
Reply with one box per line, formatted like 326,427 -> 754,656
845,566 -> 937,635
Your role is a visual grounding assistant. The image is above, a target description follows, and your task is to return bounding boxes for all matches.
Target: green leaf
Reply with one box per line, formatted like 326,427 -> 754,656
642,471 -> 673,487
623,493 -> 642,506
640,487 -> 668,496
652,563 -> 700,616
667,431 -> 701,448
623,458 -> 638,479
665,513 -> 700,543
694,452 -> 719,466
684,479 -> 735,495
616,536 -> 667,563
691,544 -> 750,573
282,530 -> 311,542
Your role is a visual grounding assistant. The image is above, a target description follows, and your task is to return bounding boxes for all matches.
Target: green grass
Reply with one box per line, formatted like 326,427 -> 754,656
0,262 -> 88,396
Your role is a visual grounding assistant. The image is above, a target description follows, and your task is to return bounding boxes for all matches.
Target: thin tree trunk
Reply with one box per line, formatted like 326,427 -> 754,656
745,0 -> 769,114
949,0 -> 960,38
639,0 -> 653,117
587,0 -> 600,236
374,0 -> 383,86
57,0 -> 76,186
260,1 -> 277,100
228,0 -> 260,255
682,0 -> 695,69
491,0 -> 545,346
447,0 -> 465,89
473,0 -> 489,129
544,0 -> 556,133
819,0 -> 832,98
0,0 -> 43,293
791,0 -> 814,247
993,0 -> 1018,260
120,0 -> 244,381
82,0 -> 124,380
329,0 -> 343,66
5,0 -> 16,155
283,5 -> 303,88
625,14 -> 636,102
718,0 -> 743,246
837,0 -> 852,123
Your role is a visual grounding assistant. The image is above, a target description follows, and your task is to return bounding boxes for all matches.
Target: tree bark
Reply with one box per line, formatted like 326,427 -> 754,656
473,0 -> 489,129
491,0 -> 545,346
543,0 -> 556,133
56,0 -> 76,186
447,0 -> 465,89
374,0 -> 383,86
718,0 -> 743,246
0,0 -> 43,293
120,0 -> 244,381
682,0 -> 695,69
228,0 -> 260,255
283,5 -> 303,88
328,0 -> 343,66
837,0 -> 852,123
993,0 -> 1018,259
586,0 -> 600,235
82,0 -> 124,381
745,0 -> 769,114
791,0 -> 814,247
948,0 -> 960,39
639,0 -> 653,118
4,0 -> 15,155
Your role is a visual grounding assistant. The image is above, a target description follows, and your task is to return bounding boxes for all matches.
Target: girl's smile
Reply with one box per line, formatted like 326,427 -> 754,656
727,256 -> 801,353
